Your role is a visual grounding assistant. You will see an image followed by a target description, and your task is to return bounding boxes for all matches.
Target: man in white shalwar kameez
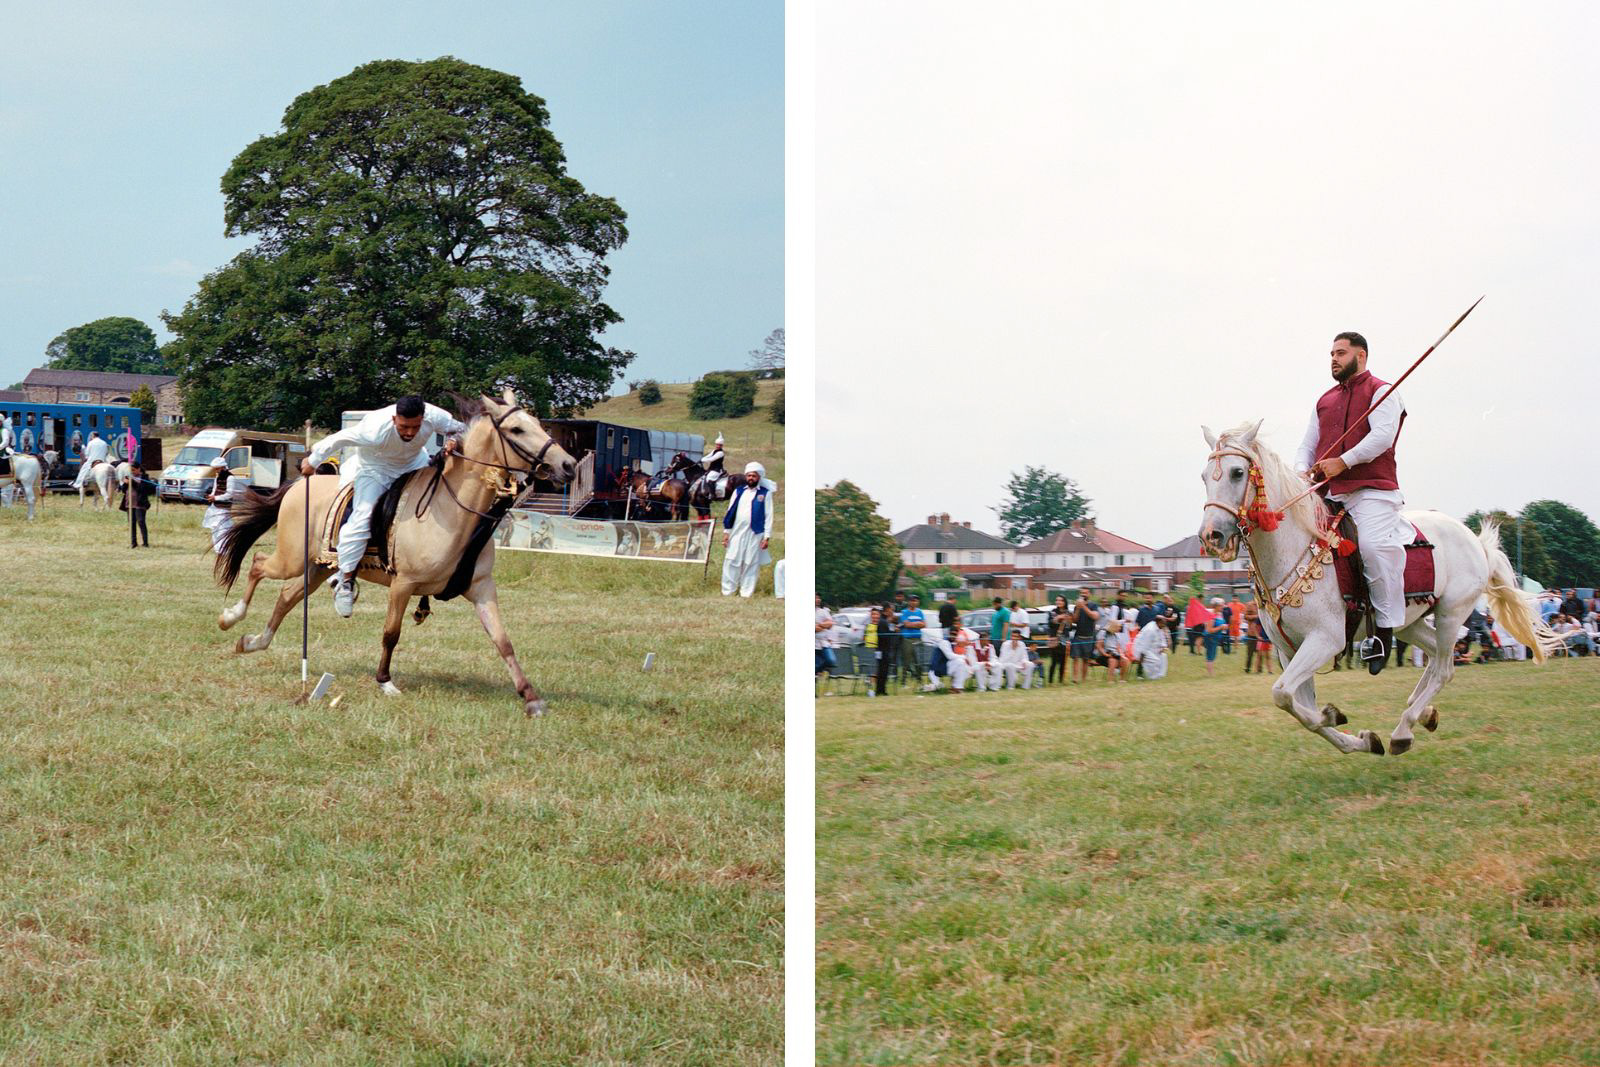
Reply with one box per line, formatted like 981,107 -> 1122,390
997,633 -> 1034,689
721,461 -> 775,597
201,456 -> 235,553
300,396 -> 466,616
1133,612 -> 1170,679
74,431 -> 110,490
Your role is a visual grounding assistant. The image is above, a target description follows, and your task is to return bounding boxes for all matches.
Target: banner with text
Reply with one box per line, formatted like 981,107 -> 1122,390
495,510 -> 713,564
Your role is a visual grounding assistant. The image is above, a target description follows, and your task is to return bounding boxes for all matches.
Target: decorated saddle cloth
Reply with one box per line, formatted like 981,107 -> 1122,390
0,455 -> 11,477
646,470 -> 674,493
313,470 -> 426,575
1330,512 -> 1437,614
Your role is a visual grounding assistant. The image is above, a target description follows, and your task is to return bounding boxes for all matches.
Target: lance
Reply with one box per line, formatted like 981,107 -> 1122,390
1273,296 -> 1485,516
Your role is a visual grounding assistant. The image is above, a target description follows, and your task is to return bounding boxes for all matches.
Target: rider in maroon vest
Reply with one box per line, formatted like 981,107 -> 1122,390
1293,331 -> 1412,674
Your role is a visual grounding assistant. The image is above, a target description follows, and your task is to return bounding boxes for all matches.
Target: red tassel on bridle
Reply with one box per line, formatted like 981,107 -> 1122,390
1238,465 -> 1285,535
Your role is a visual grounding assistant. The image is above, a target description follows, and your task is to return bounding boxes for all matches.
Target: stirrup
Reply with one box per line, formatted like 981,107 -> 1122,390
1359,635 -> 1386,661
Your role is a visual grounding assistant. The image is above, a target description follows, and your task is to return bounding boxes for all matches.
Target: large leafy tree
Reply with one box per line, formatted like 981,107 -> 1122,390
1520,500 -> 1600,587
816,481 -> 901,606
994,466 -> 1092,544
1464,508 -> 1552,585
45,317 -> 165,374
163,57 -> 632,430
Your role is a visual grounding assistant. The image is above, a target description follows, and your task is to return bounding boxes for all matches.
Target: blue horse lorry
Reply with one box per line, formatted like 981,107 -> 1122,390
0,401 -> 154,490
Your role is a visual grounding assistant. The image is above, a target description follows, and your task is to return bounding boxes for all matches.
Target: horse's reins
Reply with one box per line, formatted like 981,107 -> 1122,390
415,405 -> 558,520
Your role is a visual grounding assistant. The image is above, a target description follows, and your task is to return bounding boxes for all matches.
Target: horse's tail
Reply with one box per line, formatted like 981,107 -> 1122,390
214,483 -> 293,590
1478,520 -> 1564,663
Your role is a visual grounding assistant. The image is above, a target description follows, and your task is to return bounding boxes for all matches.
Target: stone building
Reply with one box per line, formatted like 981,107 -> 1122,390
20,369 -> 184,425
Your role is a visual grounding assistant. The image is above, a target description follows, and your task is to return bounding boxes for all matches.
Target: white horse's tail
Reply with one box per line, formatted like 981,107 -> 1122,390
1478,521 -> 1564,663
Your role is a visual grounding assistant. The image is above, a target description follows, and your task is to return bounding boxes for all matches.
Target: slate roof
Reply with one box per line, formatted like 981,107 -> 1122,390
22,369 -> 178,391
1156,535 -> 1251,562
1018,525 -> 1154,555
894,523 -> 1016,551
0,390 -> 25,403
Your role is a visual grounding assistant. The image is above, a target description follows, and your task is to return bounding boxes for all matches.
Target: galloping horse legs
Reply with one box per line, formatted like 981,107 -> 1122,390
237,563 -> 334,654
1270,627 -> 1382,754
1386,610 -> 1461,754
376,580 -> 419,695
467,579 -> 546,717
220,554 -> 271,630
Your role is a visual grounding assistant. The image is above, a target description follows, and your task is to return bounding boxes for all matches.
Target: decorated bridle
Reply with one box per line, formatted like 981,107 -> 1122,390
1203,445 -> 1283,539
417,399 -> 561,520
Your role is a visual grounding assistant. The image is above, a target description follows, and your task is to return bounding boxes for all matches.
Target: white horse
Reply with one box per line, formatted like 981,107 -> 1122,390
78,460 -> 118,509
0,454 -> 45,520
1199,420 -> 1562,756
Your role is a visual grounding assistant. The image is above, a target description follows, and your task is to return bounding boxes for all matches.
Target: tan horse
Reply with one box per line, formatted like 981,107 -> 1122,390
213,390 -> 578,715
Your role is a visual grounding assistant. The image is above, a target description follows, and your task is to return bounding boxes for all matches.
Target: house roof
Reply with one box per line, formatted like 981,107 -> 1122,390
1018,525 -> 1154,555
1156,535 -> 1251,562
894,523 -> 1015,551
1035,567 -> 1123,586
21,369 -> 178,391
0,389 -> 25,403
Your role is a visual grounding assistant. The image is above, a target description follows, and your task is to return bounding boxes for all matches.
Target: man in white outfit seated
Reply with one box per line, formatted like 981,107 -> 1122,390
972,634 -> 1002,691
73,431 -> 111,489
300,396 -> 466,617
923,631 -> 971,693
998,632 -> 1034,689
1133,611 -> 1171,679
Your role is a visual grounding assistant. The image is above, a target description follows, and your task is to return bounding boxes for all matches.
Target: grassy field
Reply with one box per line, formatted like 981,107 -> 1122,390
817,644 -> 1600,1065
0,494 -> 781,1064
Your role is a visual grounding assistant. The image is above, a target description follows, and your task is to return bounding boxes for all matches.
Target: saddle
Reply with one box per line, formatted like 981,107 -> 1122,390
312,470 -> 426,575
1330,512 -> 1437,639
646,470 -> 673,493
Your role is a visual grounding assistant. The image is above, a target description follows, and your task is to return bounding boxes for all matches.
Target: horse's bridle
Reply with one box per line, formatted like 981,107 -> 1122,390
1203,446 -> 1262,539
417,402 -> 561,520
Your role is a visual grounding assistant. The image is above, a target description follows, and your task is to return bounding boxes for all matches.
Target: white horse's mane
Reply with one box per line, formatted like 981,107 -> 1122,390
1218,421 -> 1327,538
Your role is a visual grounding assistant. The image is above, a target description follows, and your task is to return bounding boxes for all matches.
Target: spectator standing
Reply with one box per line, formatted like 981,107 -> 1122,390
938,595 -> 960,631
989,597 -> 1011,645
119,462 -> 157,548
1046,595 -> 1070,684
1248,610 -> 1275,673
814,596 -> 837,687
1184,595 -> 1210,653
1070,595 -> 1099,683
1242,600 -> 1260,671
1203,600 -> 1228,676
1008,600 -> 1030,641
1224,596 -> 1242,654
862,606 -> 884,697
897,594 -> 927,682
1560,588 -> 1586,620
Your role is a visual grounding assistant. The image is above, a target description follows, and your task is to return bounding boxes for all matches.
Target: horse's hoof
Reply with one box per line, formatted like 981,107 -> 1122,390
1423,706 -> 1439,732
412,609 -> 430,626
525,698 -> 547,718
1390,736 -> 1412,756
378,680 -> 402,697
1363,730 -> 1385,756
234,636 -> 246,654
1322,703 -> 1347,727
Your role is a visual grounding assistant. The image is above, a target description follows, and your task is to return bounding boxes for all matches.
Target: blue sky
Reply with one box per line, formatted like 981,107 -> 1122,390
0,0 -> 783,392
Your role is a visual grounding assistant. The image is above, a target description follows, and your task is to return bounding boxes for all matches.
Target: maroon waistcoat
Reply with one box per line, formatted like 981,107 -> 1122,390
1314,369 -> 1403,494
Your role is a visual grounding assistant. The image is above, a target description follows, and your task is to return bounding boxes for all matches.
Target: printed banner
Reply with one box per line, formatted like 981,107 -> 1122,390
496,510 -> 714,563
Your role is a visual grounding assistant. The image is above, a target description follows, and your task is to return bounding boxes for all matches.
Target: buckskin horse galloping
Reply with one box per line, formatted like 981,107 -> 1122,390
213,390 -> 577,716
1199,420 -> 1563,755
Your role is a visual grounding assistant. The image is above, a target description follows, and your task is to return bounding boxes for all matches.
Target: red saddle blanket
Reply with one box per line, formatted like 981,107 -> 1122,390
1332,522 -> 1437,612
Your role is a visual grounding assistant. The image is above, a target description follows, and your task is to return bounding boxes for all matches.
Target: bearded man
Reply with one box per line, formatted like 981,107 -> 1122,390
1293,331 -> 1411,674
721,461 -> 775,597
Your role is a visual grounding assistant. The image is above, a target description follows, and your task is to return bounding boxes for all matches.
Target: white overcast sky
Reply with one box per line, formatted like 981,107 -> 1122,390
815,0 -> 1599,550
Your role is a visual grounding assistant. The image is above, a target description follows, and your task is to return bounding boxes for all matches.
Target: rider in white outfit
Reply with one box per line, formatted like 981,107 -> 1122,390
1293,332 -> 1409,674
74,432 -> 110,489
0,415 -> 13,458
301,397 -> 466,617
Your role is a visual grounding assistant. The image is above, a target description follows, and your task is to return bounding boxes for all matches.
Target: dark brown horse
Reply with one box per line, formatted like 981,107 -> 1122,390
616,457 -> 693,520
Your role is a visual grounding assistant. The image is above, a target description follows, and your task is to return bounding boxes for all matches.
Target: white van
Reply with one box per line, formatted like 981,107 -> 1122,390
159,428 -> 309,503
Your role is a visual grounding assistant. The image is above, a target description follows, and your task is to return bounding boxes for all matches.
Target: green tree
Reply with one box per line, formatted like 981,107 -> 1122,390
688,372 -> 757,420
163,57 -> 631,430
127,385 -> 158,421
1519,500 -> 1600,587
44,317 -> 165,374
768,386 -> 784,425
638,380 -> 663,405
1187,571 -> 1207,599
1464,509 -> 1552,585
994,466 -> 1092,544
816,480 -> 901,606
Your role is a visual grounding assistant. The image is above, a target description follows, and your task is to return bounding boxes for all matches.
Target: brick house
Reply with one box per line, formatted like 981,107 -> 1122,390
894,513 -> 1025,583
1154,534 -> 1254,595
21,369 -> 184,425
1015,519 -> 1168,591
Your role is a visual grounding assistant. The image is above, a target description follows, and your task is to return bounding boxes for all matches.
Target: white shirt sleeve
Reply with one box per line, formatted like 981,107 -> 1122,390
308,414 -> 391,466
423,403 -> 469,437
1292,410 -> 1321,473
1339,389 -> 1404,469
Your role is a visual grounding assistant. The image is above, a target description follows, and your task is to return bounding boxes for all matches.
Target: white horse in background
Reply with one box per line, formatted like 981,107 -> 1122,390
0,454 -> 45,520
1199,420 -> 1562,756
79,460 -> 119,509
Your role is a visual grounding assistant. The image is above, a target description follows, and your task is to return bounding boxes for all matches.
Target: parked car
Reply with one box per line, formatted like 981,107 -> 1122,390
830,607 -> 875,646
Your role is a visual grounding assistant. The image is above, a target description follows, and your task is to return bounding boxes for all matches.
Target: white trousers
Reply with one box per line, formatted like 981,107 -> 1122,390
336,472 -> 393,575
1334,488 -> 1411,628
972,660 -> 1001,690
931,658 -> 971,690
1000,662 -> 1033,689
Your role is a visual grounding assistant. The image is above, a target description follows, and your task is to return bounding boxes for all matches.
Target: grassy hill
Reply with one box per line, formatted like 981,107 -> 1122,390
586,380 -> 785,486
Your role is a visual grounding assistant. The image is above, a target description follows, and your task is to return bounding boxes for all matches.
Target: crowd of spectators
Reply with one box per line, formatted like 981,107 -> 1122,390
818,584 -> 1599,697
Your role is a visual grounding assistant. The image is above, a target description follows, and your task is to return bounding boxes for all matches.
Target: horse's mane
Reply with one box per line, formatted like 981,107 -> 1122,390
1219,421 -> 1328,537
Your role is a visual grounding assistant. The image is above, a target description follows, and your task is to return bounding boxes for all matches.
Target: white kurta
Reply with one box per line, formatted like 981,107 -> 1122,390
74,436 -> 110,487
1134,619 -> 1169,679
1294,387 -> 1410,627
306,403 -> 467,575
998,639 -> 1032,688
721,480 -> 775,597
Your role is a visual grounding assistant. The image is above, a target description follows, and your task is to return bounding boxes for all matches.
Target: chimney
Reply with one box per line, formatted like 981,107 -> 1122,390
927,514 -> 938,526
940,512 -> 951,527
962,521 -> 971,529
